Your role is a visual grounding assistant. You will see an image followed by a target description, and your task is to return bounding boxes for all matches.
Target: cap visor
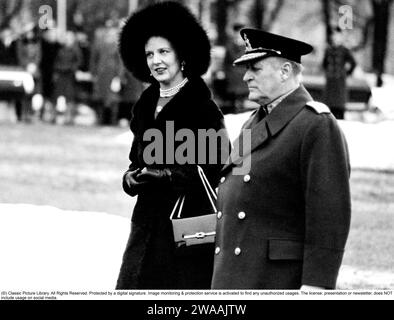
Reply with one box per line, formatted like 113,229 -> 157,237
233,52 -> 268,65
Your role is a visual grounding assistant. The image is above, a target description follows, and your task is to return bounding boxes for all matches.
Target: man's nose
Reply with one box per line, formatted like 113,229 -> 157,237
243,69 -> 252,82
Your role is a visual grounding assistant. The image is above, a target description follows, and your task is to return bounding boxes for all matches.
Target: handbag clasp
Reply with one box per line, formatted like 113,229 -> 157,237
183,231 -> 216,239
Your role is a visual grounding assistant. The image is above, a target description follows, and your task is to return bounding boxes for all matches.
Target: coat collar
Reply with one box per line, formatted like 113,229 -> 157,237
131,77 -> 212,131
143,77 -> 211,118
223,85 -> 313,172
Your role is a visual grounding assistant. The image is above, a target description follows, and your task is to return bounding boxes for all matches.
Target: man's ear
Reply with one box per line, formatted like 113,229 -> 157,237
281,62 -> 292,81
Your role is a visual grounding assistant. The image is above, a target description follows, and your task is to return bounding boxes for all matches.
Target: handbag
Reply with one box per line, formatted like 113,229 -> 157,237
170,166 -> 218,248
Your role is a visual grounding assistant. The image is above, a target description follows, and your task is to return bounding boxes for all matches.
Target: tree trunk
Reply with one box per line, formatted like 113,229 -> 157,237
215,0 -> 228,46
252,0 -> 264,29
372,0 -> 392,87
322,0 -> 333,46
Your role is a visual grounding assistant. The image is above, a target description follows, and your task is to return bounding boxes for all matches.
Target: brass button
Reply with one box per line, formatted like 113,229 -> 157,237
215,247 -> 221,255
238,212 -> 246,220
234,248 -> 242,256
243,175 -> 251,183
215,187 -> 219,194
220,177 -> 226,184
217,211 -> 223,219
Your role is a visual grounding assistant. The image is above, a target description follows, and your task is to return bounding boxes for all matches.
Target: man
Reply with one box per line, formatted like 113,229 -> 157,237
323,26 -> 356,120
211,29 -> 351,290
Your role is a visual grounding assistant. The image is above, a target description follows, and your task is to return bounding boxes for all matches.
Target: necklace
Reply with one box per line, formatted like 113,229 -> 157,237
159,78 -> 188,98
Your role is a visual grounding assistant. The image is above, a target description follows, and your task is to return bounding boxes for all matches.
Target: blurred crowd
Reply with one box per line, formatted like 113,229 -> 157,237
0,19 -> 361,125
0,21 -> 144,126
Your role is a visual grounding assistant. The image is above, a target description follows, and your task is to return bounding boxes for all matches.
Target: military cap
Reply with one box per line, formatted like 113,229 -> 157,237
234,28 -> 313,65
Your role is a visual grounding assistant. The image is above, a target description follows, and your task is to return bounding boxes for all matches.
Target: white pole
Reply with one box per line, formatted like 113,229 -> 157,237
57,0 -> 67,38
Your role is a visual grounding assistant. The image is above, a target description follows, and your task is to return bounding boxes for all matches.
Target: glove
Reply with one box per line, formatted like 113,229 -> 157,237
136,168 -> 172,183
122,168 -> 147,197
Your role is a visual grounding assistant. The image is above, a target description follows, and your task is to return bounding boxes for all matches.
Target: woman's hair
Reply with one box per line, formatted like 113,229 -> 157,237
119,1 -> 211,83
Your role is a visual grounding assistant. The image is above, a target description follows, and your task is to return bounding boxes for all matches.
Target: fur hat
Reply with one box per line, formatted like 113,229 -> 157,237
119,1 -> 211,83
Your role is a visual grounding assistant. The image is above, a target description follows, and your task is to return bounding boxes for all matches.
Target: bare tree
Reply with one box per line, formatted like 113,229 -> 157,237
0,0 -> 24,30
371,0 -> 393,86
251,0 -> 285,30
216,0 -> 229,45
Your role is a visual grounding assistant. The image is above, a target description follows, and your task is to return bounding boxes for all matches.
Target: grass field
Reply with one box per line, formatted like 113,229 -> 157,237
0,122 -> 393,283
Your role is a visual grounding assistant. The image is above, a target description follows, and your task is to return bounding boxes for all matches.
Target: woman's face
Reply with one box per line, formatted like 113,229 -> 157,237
145,36 -> 184,89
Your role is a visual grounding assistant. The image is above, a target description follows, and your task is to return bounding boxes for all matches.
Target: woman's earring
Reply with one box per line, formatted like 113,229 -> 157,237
181,62 -> 185,71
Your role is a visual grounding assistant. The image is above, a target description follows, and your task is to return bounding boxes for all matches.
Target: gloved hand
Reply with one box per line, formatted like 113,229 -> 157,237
122,168 -> 147,197
136,167 -> 172,183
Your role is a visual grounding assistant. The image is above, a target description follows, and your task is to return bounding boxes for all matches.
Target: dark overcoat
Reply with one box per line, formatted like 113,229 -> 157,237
116,78 -> 229,289
323,45 -> 356,110
211,85 -> 351,289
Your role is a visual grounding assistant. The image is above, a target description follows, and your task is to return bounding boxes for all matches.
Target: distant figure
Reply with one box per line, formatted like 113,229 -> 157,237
40,28 -> 61,122
17,27 -> 42,121
118,67 -> 144,123
90,22 -> 121,125
223,23 -> 249,112
323,27 -> 356,119
53,31 -> 82,124
0,27 -> 27,122
0,27 -> 18,65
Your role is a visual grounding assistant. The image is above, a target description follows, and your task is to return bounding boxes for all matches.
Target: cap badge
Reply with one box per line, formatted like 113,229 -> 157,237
243,34 -> 253,51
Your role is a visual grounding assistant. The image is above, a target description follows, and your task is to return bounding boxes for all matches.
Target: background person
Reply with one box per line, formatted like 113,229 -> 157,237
90,21 -> 122,125
39,28 -> 61,122
52,31 -> 82,125
211,28 -> 351,290
323,26 -> 357,119
116,1 -> 229,290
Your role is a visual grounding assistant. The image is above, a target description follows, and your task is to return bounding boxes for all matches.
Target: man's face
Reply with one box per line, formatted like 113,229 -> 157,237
243,57 -> 283,105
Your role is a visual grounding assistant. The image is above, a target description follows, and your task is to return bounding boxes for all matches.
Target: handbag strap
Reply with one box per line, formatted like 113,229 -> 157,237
170,166 -> 218,220
197,166 -> 217,211
170,195 -> 185,220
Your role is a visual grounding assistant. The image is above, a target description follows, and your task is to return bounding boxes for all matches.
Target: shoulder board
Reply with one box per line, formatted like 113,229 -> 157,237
306,101 -> 331,114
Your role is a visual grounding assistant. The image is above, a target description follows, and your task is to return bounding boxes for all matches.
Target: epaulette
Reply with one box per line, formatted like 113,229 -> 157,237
306,101 -> 331,114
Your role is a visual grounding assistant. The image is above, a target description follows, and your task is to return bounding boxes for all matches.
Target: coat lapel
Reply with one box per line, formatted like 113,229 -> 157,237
223,85 -> 313,172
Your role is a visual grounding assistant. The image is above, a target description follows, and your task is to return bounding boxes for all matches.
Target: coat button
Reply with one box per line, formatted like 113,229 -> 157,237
217,211 -> 223,219
243,175 -> 251,183
238,212 -> 246,220
215,247 -> 221,255
234,248 -> 242,256
220,177 -> 226,184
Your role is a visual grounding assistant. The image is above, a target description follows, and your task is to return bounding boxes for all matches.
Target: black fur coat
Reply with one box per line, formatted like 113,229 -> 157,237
116,77 -> 229,289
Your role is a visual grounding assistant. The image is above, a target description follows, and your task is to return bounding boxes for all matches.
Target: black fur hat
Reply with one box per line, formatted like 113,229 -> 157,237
119,1 -> 211,83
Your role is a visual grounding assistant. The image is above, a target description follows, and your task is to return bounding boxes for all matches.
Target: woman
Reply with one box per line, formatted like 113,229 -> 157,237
116,1 -> 229,289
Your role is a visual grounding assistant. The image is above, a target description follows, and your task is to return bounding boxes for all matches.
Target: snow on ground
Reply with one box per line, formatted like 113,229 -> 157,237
1,203 -> 393,290
339,120 -> 394,171
1,111 -> 393,291
0,204 -> 130,290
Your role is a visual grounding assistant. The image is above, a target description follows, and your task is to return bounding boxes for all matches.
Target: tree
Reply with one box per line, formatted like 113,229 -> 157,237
216,0 -> 229,45
0,0 -> 24,30
251,0 -> 285,30
371,0 -> 393,86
